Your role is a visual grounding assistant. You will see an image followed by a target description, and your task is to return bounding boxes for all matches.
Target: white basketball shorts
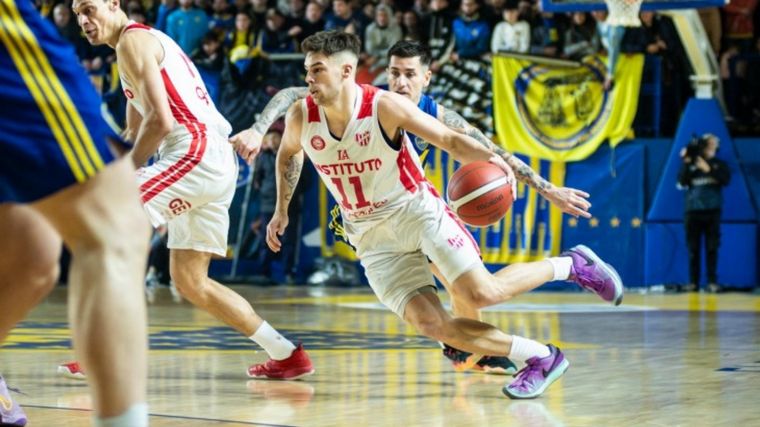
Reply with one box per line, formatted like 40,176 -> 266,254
350,184 -> 482,318
136,134 -> 238,257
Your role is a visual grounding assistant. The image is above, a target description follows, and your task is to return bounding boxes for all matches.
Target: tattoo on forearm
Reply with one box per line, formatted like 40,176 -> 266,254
252,87 -> 309,134
282,154 -> 303,205
443,108 -> 553,194
506,155 -> 552,195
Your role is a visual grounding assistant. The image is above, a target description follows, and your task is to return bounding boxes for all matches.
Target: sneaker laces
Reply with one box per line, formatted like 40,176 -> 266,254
510,357 -> 542,388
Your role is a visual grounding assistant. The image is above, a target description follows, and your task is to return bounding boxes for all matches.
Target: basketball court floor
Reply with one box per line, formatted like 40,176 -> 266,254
2,286 -> 759,426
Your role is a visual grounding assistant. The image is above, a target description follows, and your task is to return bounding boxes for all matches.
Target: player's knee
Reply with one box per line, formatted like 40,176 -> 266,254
23,261 -> 59,300
457,283 -> 506,309
170,269 -> 207,300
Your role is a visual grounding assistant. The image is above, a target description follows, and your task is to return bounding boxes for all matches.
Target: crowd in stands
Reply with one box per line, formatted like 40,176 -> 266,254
40,0 -> 760,134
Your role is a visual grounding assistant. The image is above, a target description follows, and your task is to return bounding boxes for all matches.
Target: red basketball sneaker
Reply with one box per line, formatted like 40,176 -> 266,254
57,362 -> 86,380
247,344 -> 315,380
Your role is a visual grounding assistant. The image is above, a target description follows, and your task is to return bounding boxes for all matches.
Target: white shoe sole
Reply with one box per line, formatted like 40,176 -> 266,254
57,366 -> 86,380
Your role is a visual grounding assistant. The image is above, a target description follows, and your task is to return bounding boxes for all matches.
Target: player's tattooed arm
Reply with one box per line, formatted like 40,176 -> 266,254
274,102 -> 305,214
252,86 -> 309,135
269,103 -> 305,252
281,151 -> 304,206
440,107 -> 554,197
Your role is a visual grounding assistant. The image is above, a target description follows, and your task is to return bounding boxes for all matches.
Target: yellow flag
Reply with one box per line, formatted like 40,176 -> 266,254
493,54 -> 644,162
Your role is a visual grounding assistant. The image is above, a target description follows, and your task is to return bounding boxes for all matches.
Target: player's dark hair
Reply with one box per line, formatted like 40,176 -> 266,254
387,40 -> 432,66
301,31 -> 361,58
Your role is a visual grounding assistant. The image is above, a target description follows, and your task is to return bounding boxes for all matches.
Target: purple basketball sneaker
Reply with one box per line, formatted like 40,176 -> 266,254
0,376 -> 26,426
503,344 -> 569,399
562,245 -> 624,306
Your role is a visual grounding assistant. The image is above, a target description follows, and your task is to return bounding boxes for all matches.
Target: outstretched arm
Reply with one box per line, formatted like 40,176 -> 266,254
267,103 -> 305,252
437,106 -> 591,218
229,86 -> 309,163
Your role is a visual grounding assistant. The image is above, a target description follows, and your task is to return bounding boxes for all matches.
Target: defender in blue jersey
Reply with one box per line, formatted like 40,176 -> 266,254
230,40 -> 600,376
0,0 -> 149,424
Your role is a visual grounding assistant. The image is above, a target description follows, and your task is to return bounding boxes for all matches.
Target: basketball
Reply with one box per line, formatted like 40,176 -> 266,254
447,161 -> 513,227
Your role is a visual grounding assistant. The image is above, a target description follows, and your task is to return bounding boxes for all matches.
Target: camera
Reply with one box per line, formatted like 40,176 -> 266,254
684,134 -> 707,162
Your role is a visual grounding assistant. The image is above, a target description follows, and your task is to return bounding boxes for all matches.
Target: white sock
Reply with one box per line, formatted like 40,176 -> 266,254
508,335 -> 551,363
250,321 -> 297,360
547,257 -> 573,281
94,403 -> 148,427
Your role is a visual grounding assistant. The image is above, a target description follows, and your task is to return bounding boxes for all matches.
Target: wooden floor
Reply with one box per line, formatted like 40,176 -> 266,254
2,286 -> 759,426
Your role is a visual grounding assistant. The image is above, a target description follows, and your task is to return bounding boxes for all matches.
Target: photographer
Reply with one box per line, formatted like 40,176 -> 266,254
678,134 -> 731,292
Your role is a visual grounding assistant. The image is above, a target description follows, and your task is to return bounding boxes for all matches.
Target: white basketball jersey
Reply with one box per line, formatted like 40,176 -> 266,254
118,22 -> 232,148
301,85 -> 427,238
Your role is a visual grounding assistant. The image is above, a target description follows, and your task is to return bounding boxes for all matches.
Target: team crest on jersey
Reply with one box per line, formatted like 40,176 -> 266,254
355,131 -> 370,147
311,135 -> 326,151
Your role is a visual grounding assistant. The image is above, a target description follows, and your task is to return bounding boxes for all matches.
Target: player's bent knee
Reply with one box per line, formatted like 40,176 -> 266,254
453,282 -> 505,309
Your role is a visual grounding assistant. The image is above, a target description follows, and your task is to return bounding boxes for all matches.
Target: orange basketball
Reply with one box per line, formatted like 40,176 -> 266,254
447,161 -> 513,227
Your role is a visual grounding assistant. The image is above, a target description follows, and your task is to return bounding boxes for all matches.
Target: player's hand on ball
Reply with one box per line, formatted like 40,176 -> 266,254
266,212 -> 289,252
229,128 -> 263,164
547,187 -> 592,218
488,155 -> 517,201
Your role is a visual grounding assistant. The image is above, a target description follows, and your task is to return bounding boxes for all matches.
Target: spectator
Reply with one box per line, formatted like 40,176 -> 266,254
276,0 -> 303,18
166,0 -> 210,54
364,4 -> 403,71
226,11 -> 256,56
483,0 -> 506,27
209,0 -> 236,33
250,0 -> 269,32
325,0 -> 361,34
724,0 -> 757,53
424,0 -> 455,71
52,3 -> 89,59
127,3 -> 148,23
563,12 -> 598,60
530,9 -> 561,57
621,11 -> 667,54
413,0 -> 429,19
155,0 -> 178,33
452,0 -> 491,60
260,8 -> 297,53
401,10 -> 426,42
193,31 -> 225,72
232,0 -> 250,14
678,134 -> 731,293
491,0 -> 530,53
288,1 -> 325,44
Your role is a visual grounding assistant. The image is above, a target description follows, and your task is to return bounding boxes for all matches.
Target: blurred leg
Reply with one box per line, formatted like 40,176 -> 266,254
33,158 -> 151,419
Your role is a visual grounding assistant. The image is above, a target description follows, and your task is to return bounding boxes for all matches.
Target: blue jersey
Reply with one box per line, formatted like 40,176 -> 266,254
377,85 -> 439,165
411,94 -> 439,166
0,0 -> 117,203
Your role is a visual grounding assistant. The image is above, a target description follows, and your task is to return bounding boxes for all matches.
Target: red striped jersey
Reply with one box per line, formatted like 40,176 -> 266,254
300,85 -> 427,237
118,22 -> 232,145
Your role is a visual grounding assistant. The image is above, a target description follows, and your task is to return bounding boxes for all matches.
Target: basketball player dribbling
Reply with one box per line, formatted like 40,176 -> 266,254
266,31 -> 624,399
61,0 -> 314,381
0,0 -> 150,424
232,40 -> 622,375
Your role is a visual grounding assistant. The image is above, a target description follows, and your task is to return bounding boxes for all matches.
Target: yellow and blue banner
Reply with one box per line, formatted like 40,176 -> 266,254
493,54 -> 644,162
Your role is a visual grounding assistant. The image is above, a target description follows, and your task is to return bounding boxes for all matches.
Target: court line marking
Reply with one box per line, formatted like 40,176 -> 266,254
22,404 -> 297,426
